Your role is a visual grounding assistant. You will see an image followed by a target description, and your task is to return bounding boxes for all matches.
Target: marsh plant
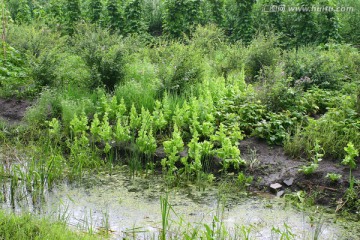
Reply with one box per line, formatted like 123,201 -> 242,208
325,173 -> 342,183
341,142 -> 359,211
298,140 -> 324,175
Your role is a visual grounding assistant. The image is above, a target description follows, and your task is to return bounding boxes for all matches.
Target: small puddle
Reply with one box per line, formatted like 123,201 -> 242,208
1,169 -> 359,239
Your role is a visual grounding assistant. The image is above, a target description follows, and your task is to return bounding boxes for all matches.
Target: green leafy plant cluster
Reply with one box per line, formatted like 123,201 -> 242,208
298,140 -> 324,175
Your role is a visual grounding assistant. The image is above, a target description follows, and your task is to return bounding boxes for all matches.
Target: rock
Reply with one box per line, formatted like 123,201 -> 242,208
283,178 -> 294,187
179,147 -> 189,158
276,190 -> 285,197
270,183 -> 282,192
154,147 -> 166,159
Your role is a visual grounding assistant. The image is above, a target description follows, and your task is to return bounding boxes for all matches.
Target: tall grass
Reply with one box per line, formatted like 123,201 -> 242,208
0,211 -> 98,240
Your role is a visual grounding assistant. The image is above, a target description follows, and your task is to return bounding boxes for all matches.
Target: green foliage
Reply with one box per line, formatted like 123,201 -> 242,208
325,173 -> 342,182
88,0 -> 103,24
316,0 -> 340,43
162,0 -> 202,38
106,0 -> 122,32
245,33 -> 280,81
65,0 -> 81,35
207,0 -> 224,25
154,43 -> 204,94
115,53 -> 158,110
254,111 -> 302,145
72,24 -> 125,90
342,142 -> 358,170
70,113 -> 89,137
0,44 -> 33,97
163,125 -> 184,156
124,0 -> 145,35
237,102 -> 267,134
285,47 -> 344,90
0,210 -> 96,240
298,140 -> 324,175
162,124 -> 184,174
237,172 -> 253,190
223,0 -> 256,43
338,0 -> 360,46
285,98 -> 360,159
298,163 -> 319,175
143,0 -> 163,35
14,0 -> 32,24
290,0 -> 317,46
136,124 -> 157,156
6,23 -> 67,89
53,53 -> 92,89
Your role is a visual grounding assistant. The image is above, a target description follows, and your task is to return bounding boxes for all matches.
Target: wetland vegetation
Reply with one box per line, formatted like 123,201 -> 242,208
0,0 -> 360,239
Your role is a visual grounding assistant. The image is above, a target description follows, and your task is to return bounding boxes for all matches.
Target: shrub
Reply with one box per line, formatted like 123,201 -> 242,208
285,96 -> 360,159
245,33 -> 281,81
71,24 -> 125,90
253,111 -> 304,145
284,46 -> 344,90
6,23 -> 67,89
151,42 -> 204,94
0,44 -> 34,97
114,56 -> 159,111
53,53 -> 92,89
190,24 -> 226,55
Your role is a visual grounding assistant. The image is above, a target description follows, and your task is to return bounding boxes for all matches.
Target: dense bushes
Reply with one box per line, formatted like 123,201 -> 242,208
3,0 -> 359,47
2,22 -> 359,171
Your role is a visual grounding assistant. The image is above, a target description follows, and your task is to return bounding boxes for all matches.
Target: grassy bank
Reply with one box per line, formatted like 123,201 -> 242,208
0,211 -> 98,240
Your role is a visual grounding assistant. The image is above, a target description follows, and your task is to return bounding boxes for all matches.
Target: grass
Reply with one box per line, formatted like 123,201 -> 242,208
0,211 -> 98,240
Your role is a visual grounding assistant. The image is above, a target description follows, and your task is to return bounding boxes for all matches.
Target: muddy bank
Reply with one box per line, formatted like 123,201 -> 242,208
0,98 -> 32,123
240,137 -> 360,207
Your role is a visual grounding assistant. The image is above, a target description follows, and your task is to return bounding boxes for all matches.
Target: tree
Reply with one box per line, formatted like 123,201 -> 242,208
88,0 -> 102,24
208,0 -> 224,26
224,0 -> 256,43
316,0 -> 340,44
106,0 -> 122,32
124,0 -> 145,35
163,0 -> 202,38
65,0 -> 81,35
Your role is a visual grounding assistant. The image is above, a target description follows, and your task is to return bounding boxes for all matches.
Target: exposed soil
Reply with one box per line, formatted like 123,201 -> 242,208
0,98 -> 32,123
240,137 -> 360,208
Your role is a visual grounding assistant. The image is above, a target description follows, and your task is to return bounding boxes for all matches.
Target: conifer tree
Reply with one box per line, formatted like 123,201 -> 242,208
88,0 -> 102,24
65,0 -> 81,35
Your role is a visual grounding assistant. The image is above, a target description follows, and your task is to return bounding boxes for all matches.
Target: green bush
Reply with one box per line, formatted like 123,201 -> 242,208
151,42 -> 204,94
254,111 -> 304,145
285,96 -> 360,159
6,23 -> 67,89
245,33 -> 280,81
52,53 -> 92,89
284,46 -> 344,90
143,0 -> 163,35
115,55 -> 159,110
72,24 -> 125,90
0,44 -> 33,97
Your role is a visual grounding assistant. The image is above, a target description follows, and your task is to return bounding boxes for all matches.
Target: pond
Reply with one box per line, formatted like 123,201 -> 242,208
1,168 -> 359,239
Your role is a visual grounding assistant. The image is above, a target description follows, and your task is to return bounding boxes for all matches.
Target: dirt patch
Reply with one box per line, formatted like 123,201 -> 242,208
0,98 -> 32,123
240,137 -> 360,207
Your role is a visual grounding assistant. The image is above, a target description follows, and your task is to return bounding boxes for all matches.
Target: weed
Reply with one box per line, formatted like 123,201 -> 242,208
325,173 -> 342,183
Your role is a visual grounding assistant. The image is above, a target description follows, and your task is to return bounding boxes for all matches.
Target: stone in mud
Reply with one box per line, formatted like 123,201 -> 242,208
155,147 -> 166,159
283,178 -> 294,187
276,190 -> 285,197
270,183 -> 282,192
